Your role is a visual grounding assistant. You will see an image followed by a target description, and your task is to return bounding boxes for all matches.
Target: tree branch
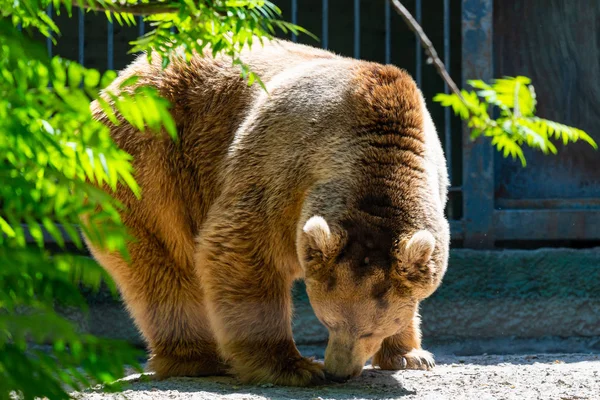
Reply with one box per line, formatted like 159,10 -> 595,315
390,0 -> 462,99
73,0 -> 179,16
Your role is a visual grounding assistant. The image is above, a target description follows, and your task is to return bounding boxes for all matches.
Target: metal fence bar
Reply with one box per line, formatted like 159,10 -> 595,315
354,0 -> 360,58
78,8 -> 85,66
444,0 -> 452,182
291,0 -> 298,42
462,0 -> 494,248
107,20 -> 114,70
385,0 -> 391,64
46,4 -> 53,58
138,16 -> 145,36
415,0 -> 422,87
322,0 -> 328,49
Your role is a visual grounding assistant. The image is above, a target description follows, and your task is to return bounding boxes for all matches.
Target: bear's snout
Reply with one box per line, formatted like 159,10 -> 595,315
324,334 -> 369,382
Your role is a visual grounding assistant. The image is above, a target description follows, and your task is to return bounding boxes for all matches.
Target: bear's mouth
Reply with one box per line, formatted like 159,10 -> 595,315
324,371 -> 351,383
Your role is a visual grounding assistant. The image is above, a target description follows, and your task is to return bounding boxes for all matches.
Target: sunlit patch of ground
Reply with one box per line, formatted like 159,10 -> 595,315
71,353 -> 600,400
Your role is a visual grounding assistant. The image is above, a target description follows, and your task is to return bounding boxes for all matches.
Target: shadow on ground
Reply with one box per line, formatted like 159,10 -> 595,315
84,367 -> 415,400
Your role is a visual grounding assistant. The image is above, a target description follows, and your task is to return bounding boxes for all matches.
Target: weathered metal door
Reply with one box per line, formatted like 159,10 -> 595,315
460,0 -> 600,248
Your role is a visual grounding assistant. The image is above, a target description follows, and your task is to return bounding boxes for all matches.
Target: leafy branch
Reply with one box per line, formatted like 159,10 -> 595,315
5,0 -> 314,85
72,0 -> 180,16
390,0 -> 461,98
435,77 -> 597,166
1,1 -> 313,399
391,0 -> 597,166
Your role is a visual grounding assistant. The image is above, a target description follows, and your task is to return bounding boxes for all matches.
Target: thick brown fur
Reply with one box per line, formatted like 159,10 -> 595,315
86,39 -> 449,386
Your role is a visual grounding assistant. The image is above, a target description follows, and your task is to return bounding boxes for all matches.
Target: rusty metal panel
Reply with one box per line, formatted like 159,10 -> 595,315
493,0 -> 600,242
494,210 -> 600,241
461,0 -> 495,248
494,0 -> 600,203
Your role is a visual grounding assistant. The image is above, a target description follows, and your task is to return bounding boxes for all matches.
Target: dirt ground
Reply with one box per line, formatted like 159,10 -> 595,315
72,351 -> 600,400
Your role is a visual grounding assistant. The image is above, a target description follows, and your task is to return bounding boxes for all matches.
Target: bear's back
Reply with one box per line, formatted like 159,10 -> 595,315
90,40 -> 347,260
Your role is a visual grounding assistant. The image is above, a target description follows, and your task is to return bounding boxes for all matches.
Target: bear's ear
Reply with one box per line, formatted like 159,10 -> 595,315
392,230 -> 436,292
303,216 -> 332,254
400,230 -> 435,265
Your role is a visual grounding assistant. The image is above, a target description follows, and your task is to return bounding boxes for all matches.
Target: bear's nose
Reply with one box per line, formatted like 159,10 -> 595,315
325,371 -> 351,383
324,365 -> 363,383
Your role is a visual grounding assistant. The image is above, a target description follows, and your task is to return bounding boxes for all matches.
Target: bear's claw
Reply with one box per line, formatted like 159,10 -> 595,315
287,357 -> 327,386
374,348 -> 435,371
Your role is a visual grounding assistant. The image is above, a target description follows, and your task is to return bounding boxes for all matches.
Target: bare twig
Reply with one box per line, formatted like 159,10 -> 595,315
73,0 -> 179,16
390,0 -> 463,99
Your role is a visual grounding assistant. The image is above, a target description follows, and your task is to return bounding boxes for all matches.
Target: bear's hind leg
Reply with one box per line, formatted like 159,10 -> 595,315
88,231 -> 227,379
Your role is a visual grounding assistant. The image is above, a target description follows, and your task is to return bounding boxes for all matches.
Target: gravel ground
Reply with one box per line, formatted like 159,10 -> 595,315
73,352 -> 600,400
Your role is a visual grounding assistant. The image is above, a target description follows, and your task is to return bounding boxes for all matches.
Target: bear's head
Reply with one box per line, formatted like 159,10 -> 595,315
298,215 -> 446,381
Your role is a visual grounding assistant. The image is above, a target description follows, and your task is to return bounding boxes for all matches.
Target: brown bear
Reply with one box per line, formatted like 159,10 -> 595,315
86,39 -> 450,386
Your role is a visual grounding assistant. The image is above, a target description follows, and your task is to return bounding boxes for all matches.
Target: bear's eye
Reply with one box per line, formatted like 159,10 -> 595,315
359,332 -> 374,339
335,237 -> 355,263
335,246 -> 347,263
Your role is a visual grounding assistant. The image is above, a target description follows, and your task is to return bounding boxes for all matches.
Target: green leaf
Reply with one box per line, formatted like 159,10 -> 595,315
55,217 -> 83,249
41,217 -> 65,248
67,61 -> 83,87
158,104 -> 178,140
491,134 -> 527,167
433,93 -> 469,120
24,216 -> 44,248
101,70 -> 117,89
531,117 -> 598,149
467,79 -> 492,90
0,216 -> 16,238
84,69 -> 101,88
119,75 -> 140,89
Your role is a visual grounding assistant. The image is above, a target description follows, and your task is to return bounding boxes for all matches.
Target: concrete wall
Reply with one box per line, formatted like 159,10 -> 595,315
68,248 -> 600,353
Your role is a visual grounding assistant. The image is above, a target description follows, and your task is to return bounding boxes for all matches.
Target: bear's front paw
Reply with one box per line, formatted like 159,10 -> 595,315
280,356 -> 327,386
373,348 -> 435,371
239,356 -> 326,387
